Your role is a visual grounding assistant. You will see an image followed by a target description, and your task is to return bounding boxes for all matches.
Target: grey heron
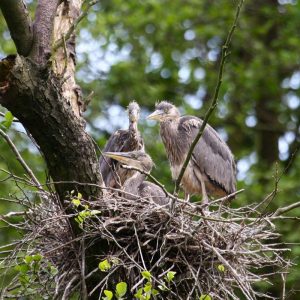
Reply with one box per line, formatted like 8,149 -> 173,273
147,101 -> 236,203
99,101 -> 144,188
103,150 -> 169,205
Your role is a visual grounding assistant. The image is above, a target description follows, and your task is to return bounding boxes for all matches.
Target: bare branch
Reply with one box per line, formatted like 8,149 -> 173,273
0,0 -> 33,56
30,0 -> 61,64
273,201 -> 300,217
0,128 -> 41,187
174,0 -> 244,195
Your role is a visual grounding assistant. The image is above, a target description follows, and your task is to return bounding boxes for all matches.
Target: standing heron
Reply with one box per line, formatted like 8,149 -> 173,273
147,101 -> 236,203
99,101 -> 144,188
103,150 -> 169,205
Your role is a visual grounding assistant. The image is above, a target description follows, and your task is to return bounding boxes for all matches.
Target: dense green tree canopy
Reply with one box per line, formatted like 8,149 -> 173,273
1,0 -> 300,297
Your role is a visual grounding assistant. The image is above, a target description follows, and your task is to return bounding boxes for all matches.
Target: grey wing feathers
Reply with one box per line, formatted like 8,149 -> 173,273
180,116 -> 236,194
99,129 -> 128,186
139,182 -> 169,205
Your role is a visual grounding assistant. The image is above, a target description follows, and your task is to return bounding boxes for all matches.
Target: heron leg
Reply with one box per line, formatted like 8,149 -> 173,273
184,192 -> 190,202
198,173 -> 209,205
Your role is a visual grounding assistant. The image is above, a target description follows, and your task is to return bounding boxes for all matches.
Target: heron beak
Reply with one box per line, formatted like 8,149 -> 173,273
147,109 -> 164,121
103,152 -> 134,164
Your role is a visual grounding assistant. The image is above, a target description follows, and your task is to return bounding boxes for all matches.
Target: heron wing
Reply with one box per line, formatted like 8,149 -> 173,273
180,116 -> 236,194
99,129 -> 129,186
139,181 -> 169,205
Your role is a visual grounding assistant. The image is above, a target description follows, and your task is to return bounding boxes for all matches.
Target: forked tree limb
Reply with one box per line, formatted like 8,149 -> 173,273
30,0 -> 62,64
0,0 -> 33,56
174,0 -> 245,195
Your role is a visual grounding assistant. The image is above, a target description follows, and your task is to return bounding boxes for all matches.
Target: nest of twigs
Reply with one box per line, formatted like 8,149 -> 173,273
1,188 -> 291,300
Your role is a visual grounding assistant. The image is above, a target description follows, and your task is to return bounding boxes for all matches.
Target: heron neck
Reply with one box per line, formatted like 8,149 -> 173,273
129,121 -> 138,134
160,118 -> 183,165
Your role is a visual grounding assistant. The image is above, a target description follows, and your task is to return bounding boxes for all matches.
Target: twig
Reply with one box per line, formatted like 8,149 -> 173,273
0,211 -> 25,218
174,0 -> 244,195
52,0 -> 99,52
0,128 -> 41,187
272,200 -> 300,217
80,238 -> 88,300
199,189 -> 245,209
61,275 -> 78,300
281,272 -> 286,300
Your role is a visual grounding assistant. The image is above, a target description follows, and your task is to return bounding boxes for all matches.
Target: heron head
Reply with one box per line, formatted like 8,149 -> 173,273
127,101 -> 140,123
147,101 -> 180,122
103,150 -> 153,172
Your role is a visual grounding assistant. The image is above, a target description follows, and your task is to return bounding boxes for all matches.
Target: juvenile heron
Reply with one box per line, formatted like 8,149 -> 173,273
99,101 -> 144,188
147,101 -> 236,203
104,150 -> 169,205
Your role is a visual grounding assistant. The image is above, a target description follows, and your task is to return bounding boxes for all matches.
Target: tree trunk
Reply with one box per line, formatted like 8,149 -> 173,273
0,56 -> 102,200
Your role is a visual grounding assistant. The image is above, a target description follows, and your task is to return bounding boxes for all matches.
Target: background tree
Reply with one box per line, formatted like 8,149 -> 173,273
0,0 -> 300,298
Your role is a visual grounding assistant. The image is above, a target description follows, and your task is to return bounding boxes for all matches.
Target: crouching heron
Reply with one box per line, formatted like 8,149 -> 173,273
104,150 -> 169,205
99,101 -> 144,188
147,101 -> 236,203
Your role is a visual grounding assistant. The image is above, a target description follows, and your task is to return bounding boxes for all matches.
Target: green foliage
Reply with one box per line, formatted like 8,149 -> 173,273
165,271 -> 176,283
72,192 -> 101,226
116,282 -> 127,298
13,253 -> 58,299
101,282 -> 127,299
199,295 -> 212,300
99,259 -> 112,272
0,111 -> 13,130
217,264 -> 225,272
102,290 -> 113,300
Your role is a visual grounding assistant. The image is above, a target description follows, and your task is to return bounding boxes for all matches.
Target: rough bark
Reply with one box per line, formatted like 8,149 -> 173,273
0,0 -> 33,56
0,56 -> 102,201
0,0 -> 103,201
30,0 -> 62,64
52,0 -> 83,117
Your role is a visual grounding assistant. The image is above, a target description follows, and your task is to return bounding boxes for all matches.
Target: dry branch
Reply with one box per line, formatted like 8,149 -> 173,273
0,0 -> 33,56
0,128 -> 41,187
1,177 -> 293,300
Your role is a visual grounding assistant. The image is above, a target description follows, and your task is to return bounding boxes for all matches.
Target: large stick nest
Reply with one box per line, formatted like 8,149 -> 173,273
2,189 -> 291,300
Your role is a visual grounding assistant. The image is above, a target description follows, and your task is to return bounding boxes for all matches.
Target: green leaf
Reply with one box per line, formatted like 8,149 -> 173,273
141,270 -> 151,281
217,264 -> 225,272
116,282 -> 127,298
15,264 -> 30,273
24,255 -> 33,264
32,254 -> 43,261
166,271 -> 176,282
99,259 -> 111,272
77,192 -> 82,200
199,294 -> 212,300
151,289 -> 159,296
102,290 -> 113,300
50,266 -> 58,276
72,198 -> 81,207
143,282 -> 152,293
158,284 -> 167,291
134,287 -> 143,299
1,111 -> 14,129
